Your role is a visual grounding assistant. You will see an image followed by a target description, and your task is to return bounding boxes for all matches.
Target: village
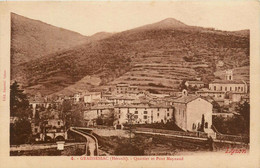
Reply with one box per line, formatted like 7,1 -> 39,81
23,69 -> 249,145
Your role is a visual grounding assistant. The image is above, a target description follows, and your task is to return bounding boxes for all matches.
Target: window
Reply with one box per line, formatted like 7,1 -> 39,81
220,86 -> 222,91
167,113 -> 169,117
119,115 -> 120,119
238,86 -> 240,90
34,128 -> 38,132
230,87 -> 232,91
157,113 -> 159,117
143,116 -> 147,119
58,121 -> 60,125
144,111 -> 147,114
225,87 -> 227,91
135,111 -> 138,114
241,87 -> 243,91
157,108 -> 159,111
167,108 -> 169,111
214,86 -> 216,91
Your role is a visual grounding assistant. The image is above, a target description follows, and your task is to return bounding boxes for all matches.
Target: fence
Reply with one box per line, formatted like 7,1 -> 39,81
88,125 -> 115,130
134,127 -> 208,139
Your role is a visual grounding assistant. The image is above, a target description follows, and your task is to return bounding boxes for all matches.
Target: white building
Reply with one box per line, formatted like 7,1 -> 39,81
197,70 -> 248,104
114,104 -> 174,125
185,81 -> 205,89
83,92 -> 102,104
172,91 -> 213,132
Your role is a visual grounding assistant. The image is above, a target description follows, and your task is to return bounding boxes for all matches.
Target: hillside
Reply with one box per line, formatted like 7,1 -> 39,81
11,17 -> 250,95
11,13 -> 89,66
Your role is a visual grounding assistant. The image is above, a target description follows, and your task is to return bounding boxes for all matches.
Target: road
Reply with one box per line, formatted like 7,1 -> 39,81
70,127 -> 99,156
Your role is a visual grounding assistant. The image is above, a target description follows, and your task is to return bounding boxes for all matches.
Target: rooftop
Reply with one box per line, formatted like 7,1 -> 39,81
171,95 -> 200,104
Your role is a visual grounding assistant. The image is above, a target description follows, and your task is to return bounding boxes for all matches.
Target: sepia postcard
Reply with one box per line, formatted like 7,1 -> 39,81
0,1 -> 259,168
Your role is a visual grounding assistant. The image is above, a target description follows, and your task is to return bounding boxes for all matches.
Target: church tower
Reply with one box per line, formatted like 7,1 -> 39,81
225,70 -> 233,81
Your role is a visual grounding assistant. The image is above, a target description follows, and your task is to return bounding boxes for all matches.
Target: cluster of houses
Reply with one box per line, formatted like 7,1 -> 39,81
28,69 -> 249,141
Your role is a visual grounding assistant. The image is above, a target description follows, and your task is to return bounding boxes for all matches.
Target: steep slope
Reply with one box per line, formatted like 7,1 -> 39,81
11,13 -> 89,66
12,17 -> 249,95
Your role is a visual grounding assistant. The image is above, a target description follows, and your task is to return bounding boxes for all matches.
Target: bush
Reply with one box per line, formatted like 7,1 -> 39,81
147,89 -> 159,94
213,115 -> 247,135
96,117 -> 103,125
10,118 -> 32,145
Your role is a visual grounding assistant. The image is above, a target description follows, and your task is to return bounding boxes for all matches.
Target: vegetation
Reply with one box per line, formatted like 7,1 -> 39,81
213,115 -> 247,135
10,81 -> 32,145
199,114 -> 205,132
61,100 -> 85,128
10,81 -> 31,117
12,15 -> 249,96
213,102 -> 249,136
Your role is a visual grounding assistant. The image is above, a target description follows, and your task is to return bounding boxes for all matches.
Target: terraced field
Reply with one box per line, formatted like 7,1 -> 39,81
109,50 -> 209,94
12,16 -> 249,95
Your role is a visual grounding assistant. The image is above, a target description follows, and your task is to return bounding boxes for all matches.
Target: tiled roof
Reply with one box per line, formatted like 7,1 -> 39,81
171,95 -> 200,104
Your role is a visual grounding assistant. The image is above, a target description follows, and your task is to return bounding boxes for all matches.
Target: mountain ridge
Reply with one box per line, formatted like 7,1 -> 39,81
11,14 -> 250,96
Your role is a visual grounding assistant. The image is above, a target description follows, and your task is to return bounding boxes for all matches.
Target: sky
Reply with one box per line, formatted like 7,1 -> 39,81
3,1 -> 260,36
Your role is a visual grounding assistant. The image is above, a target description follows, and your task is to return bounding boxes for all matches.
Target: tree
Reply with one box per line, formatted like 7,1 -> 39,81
10,118 -> 32,145
96,117 -> 103,125
199,114 -> 205,132
10,81 -> 30,118
212,101 -> 221,113
61,99 -> 72,129
104,109 -> 116,126
70,103 -> 85,127
236,102 -> 250,134
10,81 -> 32,145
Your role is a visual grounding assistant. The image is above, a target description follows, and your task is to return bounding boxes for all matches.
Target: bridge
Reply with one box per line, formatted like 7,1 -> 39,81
69,127 -> 99,156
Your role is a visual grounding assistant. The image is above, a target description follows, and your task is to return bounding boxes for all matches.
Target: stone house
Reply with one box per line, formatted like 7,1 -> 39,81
171,91 -> 213,132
